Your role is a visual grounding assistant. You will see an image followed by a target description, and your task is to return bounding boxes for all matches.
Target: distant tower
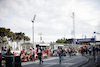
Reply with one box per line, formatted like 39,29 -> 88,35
94,35 -> 96,40
85,35 -> 86,39
38,33 -> 42,43
71,12 -> 75,47
31,15 -> 36,48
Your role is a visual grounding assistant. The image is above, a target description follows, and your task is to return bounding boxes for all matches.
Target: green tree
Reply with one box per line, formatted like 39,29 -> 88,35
15,32 -> 30,50
7,32 -> 17,42
0,27 -> 30,50
56,38 -> 73,44
0,27 -> 10,46
56,39 -> 63,43
23,36 -> 30,43
0,27 -> 10,37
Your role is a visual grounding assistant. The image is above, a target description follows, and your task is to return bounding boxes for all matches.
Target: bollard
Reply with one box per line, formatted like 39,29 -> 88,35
5,55 -> 13,67
0,53 -> 2,67
14,55 -> 22,67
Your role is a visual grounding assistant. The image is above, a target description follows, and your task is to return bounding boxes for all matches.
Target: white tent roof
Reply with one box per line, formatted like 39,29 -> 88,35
39,44 -> 50,46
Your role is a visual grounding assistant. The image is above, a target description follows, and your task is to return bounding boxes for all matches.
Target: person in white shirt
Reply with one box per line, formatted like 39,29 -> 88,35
31,48 -> 35,61
57,47 -> 62,63
68,47 -> 72,57
1,47 -> 5,55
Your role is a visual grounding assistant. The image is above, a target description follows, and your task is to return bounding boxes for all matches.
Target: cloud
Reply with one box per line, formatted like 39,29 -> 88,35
94,22 -> 100,40
0,0 -> 100,43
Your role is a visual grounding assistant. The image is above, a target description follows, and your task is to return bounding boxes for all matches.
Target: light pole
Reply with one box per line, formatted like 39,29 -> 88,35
93,31 -> 100,62
82,34 -> 84,39
71,12 -> 75,47
93,31 -> 100,46
82,34 -> 86,39
32,15 -> 36,49
94,32 -> 100,35
93,32 -> 97,47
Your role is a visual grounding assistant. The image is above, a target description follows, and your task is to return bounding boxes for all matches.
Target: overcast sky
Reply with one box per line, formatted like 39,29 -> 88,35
0,0 -> 100,43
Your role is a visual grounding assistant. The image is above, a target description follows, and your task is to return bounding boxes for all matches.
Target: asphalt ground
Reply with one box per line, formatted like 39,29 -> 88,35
22,53 -> 89,67
80,53 -> 100,67
22,52 -> 100,67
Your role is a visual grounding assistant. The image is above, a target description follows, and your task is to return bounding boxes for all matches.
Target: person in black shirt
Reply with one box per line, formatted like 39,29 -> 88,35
95,47 -> 99,54
37,46 -> 43,64
88,47 -> 92,55
5,48 -> 13,55
57,47 -> 62,63
92,47 -> 95,61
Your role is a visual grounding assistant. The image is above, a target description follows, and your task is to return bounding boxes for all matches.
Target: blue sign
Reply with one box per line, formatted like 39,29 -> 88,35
74,38 -> 95,42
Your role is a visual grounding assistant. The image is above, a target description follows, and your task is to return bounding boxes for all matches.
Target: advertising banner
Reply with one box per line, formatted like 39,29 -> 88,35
75,38 -> 95,42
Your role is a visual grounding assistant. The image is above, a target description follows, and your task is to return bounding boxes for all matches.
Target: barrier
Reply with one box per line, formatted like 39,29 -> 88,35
14,56 -> 21,67
5,55 -> 14,67
2,55 -> 22,67
0,53 -> 2,67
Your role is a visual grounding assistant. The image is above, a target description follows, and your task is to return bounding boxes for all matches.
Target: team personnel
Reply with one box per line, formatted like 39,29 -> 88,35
68,47 -> 72,57
57,47 -> 62,63
92,47 -> 95,61
37,46 -> 43,64
88,47 -> 92,55
81,47 -> 85,56
20,49 -> 25,56
31,48 -> 35,61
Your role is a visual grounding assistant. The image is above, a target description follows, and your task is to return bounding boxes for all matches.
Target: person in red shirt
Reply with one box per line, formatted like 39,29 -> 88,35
46,48 -> 49,58
21,49 -> 25,55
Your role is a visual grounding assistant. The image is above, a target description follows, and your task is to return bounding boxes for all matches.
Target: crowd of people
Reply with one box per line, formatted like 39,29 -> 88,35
0,47 -> 13,67
57,47 -> 77,63
0,46 -> 100,65
1,47 -> 13,56
20,46 -> 50,65
81,46 -> 100,56
57,46 -> 100,57
0,46 -> 47,65
56,46 -> 100,63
